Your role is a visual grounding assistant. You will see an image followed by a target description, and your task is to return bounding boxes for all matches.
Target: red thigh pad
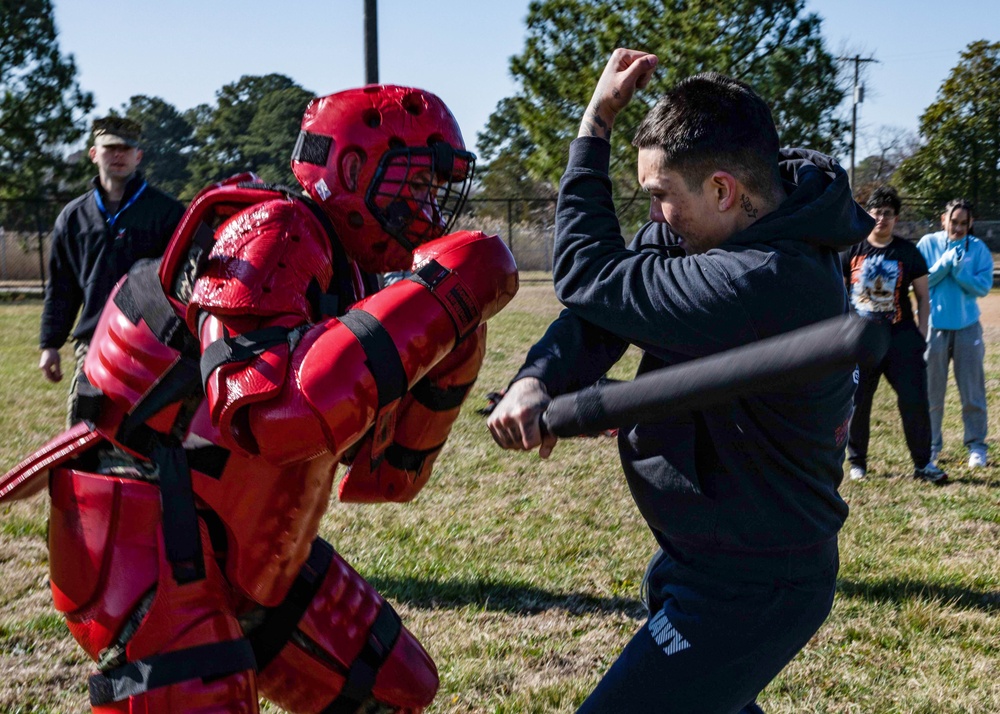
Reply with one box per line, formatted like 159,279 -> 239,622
255,539 -> 438,713
49,469 -> 161,659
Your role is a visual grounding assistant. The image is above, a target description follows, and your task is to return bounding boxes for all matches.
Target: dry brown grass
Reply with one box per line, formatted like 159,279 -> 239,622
1,287 -> 999,713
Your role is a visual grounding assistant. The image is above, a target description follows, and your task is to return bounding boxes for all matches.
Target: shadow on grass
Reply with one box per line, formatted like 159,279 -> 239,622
944,474 -> 999,487
370,575 -> 646,618
838,577 -> 1000,612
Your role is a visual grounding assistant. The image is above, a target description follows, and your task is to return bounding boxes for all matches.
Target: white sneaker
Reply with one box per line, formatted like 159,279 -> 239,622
968,450 -> 987,468
849,466 -> 866,481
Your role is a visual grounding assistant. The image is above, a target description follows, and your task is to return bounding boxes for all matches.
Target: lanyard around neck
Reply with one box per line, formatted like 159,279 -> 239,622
94,180 -> 148,229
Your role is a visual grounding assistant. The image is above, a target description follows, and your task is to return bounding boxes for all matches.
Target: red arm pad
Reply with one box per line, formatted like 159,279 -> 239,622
242,231 -> 516,465
338,324 -> 487,502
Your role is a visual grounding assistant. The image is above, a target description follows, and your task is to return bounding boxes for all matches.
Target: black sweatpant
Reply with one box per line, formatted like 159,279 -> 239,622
577,542 -> 838,714
847,325 -> 932,470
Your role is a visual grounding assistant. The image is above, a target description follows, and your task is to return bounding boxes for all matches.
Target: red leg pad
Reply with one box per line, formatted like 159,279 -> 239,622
101,514 -> 258,712
90,673 -> 259,714
49,469 -> 259,712
49,469 -> 162,659
257,542 -> 438,712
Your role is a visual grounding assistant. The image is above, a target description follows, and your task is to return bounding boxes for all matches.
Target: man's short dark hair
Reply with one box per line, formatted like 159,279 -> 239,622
865,186 -> 901,215
632,72 -> 781,197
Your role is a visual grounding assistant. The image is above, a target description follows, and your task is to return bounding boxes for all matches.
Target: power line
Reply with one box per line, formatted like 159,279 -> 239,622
837,55 -> 879,189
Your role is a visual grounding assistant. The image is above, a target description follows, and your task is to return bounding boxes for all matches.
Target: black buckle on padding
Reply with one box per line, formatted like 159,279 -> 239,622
248,538 -> 335,670
321,603 -> 403,714
199,326 -> 292,389
408,259 -> 450,291
338,310 -> 408,409
89,639 -> 257,705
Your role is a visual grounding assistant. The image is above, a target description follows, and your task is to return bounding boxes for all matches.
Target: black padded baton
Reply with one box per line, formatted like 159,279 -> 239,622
540,315 -> 889,438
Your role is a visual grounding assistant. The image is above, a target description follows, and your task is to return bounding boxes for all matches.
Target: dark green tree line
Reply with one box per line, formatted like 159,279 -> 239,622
0,0 -> 93,199
476,0 -> 849,232
896,41 -> 1000,220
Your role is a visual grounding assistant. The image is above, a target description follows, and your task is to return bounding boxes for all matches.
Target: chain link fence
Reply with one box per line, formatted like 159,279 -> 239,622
0,199 -> 63,293
3,197 -> 998,293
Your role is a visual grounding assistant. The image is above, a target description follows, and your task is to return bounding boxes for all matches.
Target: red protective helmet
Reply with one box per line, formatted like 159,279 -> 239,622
291,85 -> 475,273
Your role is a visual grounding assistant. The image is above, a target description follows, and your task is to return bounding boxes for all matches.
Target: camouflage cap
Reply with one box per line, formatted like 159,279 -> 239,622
92,116 -> 142,148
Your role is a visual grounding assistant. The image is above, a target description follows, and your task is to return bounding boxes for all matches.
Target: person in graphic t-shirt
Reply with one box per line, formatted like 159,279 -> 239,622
842,186 -> 946,484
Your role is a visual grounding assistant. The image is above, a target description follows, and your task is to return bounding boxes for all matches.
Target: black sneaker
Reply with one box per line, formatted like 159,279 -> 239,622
914,463 -> 948,485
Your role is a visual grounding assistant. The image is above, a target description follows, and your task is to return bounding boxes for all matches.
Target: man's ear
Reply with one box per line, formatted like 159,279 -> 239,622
88,146 -> 98,164
135,148 -> 144,165
708,171 -> 738,211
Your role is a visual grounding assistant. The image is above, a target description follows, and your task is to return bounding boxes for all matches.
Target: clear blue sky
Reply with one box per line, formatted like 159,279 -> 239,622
50,0 -> 999,164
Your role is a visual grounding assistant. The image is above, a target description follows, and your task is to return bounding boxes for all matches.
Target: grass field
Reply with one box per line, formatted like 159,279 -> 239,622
0,278 -> 998,713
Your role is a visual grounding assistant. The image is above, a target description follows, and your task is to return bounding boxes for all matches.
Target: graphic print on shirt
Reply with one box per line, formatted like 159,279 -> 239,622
850,254 -> 903,324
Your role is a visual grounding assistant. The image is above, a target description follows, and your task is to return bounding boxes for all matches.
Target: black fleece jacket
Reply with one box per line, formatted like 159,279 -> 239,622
515,137 -> 874,570
40,173 -> 184,349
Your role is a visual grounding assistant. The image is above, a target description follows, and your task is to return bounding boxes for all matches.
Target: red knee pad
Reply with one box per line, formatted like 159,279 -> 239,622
252,539 -> 438,713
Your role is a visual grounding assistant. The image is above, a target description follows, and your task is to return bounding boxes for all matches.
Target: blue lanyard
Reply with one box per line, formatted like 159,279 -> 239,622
94,180 -> 147,229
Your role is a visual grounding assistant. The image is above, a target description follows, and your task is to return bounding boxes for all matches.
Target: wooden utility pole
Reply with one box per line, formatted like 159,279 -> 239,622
838,55 -> 878,188
364,0 -> 378,85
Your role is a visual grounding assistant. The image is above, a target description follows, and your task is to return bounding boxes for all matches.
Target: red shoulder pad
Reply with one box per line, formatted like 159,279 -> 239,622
199,314 -> 295,456
187,198 -> 333,332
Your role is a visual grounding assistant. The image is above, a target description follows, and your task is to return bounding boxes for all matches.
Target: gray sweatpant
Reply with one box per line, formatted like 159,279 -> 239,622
925,322 -> 988,455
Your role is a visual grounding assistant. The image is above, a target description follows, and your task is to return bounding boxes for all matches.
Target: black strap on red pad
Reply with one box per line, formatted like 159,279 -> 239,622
384,441 -> 444,473
88,639 -> 257,705
114,258 -> 198,354
199,326 -> 292,390
247,537 -> 334,671
410,377 -> 474,412
338,310 -> 408,409
320,602 -> 403,714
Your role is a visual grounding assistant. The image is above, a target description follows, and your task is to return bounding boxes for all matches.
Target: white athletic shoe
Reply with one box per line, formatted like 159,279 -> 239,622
968,450 -> 987,468
849,466 -> 866,481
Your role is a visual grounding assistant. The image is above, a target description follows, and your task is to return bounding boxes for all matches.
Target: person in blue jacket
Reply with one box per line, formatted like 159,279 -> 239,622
917,199 -> 994,468
487,49 -> 872,713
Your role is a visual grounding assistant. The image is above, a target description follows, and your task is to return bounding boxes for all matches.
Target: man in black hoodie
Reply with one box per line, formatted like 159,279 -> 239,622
38,116 -> 184,425
488,50 -> 873,713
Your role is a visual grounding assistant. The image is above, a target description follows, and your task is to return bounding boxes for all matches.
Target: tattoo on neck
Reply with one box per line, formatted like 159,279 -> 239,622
740,194 -> 758,219
583,107 -> 612,140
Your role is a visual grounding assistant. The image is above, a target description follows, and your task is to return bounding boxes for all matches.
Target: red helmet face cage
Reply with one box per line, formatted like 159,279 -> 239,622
291,85 -> 475,273
365,143 -> 474,252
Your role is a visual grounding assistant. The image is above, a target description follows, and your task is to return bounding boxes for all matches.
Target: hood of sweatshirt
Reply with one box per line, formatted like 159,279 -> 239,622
727,147 -> 874,251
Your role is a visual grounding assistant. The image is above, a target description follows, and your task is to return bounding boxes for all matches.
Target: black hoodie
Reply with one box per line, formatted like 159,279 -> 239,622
40,172 -> 184,349
515,138 -> 874,573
